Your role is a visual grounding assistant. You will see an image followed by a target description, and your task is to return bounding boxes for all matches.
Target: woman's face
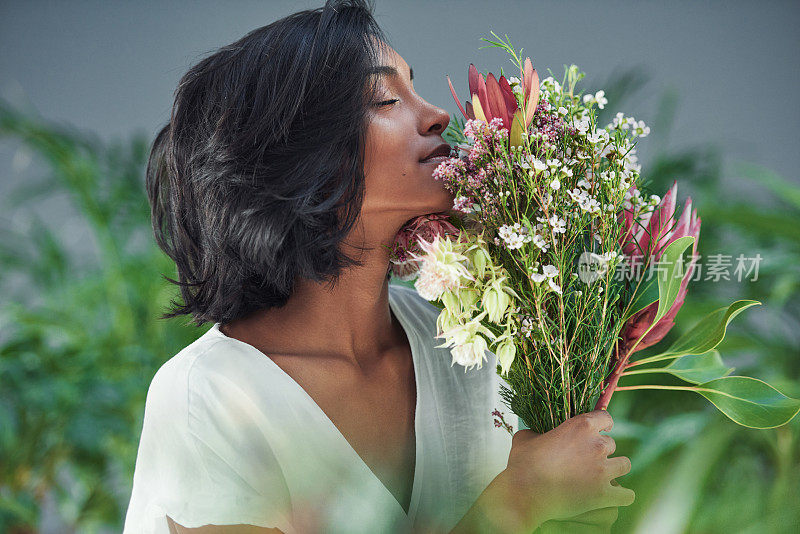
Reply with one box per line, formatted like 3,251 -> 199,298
361,43 -> 455,227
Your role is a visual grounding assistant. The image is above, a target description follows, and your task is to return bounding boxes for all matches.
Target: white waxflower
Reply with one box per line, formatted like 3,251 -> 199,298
546,158 -> 561,169
571,118 -> 590,136
549,214 -> 567,234
582,90 -> 607,109
532,158 -> 547,172
609,111 -> 632,130
541,76 -> 562,94
548,279 -> 563,295
587,130 -> 609,145
568,188 -> 588,204
520,315 -> 537,338
580,197 -> 601,214
530,272 -> 546,283
498,223 -> 531,250
600,170 -> 616,183
550,177 -> 561,190
594,90 -> 607,109
531,234 -> 549,252
505,233 -> 525,249
558,106 -> 569,116
632,119 -> 650,137
542,264 -> 559,278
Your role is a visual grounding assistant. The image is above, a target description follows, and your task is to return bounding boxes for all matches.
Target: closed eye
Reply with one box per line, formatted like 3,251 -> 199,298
374,99 -> 399,107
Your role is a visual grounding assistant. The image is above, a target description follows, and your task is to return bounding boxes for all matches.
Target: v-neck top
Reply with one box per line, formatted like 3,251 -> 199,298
122,283 -> 517,534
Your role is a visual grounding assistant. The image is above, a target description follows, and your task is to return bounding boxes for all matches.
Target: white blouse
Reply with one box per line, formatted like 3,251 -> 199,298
122,283 -> 516,533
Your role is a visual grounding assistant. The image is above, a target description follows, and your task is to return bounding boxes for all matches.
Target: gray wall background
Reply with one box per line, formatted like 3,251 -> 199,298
1,0 -> 799,256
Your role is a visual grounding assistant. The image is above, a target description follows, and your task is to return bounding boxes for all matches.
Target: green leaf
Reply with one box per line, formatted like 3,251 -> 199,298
694,376 -> 800,429
663,350 -> 734,384
623,277 -> 659,322
654,236 -> 694,323
633,300 -> 761,365
622,236 -> 694,323
622,350 -> 734,384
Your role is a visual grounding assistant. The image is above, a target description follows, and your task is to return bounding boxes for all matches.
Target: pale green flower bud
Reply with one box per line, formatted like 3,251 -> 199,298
482,286 -> 501,324
441,289 -> 460,316
483,281 -> 510,324
436,308 -> 459,337
470,246 -> 489,279
495,339 -> 517,375
458,286 -> 480,311
495,279 -> 512,317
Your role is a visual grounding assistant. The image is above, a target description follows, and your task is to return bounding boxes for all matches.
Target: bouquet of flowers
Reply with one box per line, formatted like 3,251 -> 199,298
389,33 -> 800,433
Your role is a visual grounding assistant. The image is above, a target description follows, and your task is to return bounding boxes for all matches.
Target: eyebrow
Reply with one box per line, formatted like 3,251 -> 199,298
370,65 -> 414,82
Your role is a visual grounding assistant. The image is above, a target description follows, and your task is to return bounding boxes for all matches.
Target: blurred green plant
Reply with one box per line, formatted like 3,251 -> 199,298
585,67 -> 800,533
0,100 -> 205,533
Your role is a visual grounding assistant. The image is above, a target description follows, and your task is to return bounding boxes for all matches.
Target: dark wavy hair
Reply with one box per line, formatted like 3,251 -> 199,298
146,0 -> 390,326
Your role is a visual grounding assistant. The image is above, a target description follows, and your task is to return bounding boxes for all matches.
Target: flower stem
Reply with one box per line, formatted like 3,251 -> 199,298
613,385 -> 699,392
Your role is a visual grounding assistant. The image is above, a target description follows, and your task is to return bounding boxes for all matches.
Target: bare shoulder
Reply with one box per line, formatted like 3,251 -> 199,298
167,515 -> 283,533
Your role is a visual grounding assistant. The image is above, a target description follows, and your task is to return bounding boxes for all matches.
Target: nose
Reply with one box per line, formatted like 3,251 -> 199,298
421,100 -> 451,135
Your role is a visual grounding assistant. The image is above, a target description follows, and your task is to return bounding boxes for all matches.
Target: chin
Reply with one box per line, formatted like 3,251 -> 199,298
406,175 -> 456,214
438,189 -> 457,213
420,190 -> 455,215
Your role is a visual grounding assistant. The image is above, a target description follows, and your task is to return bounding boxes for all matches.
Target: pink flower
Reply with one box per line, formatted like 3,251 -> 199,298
620,180 -> 701,353
446,58 -> 540,147
389,213 -> 462,280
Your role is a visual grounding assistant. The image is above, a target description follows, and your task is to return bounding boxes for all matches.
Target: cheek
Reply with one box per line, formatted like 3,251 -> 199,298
363,116 -> 454,213
364,118 -> 416,179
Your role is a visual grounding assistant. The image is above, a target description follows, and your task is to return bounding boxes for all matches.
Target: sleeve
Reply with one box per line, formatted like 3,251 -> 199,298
122,354 -> 295,534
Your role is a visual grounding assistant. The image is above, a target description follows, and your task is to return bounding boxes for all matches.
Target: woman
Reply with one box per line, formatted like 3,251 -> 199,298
123,1 -> 635,532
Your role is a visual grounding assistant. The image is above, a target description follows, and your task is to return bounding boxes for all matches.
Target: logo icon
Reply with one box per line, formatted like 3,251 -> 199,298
577,251 -> 609,284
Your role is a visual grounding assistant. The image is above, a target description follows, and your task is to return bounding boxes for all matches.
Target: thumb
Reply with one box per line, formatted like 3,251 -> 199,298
511,428 -> 541,447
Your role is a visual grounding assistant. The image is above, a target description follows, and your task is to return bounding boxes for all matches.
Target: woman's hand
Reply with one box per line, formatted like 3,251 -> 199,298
536,506 -> 619,533
497,410 -> 634,531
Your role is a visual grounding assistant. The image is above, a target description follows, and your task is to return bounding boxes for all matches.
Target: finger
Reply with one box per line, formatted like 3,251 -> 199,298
540,519 -> 610,534
586,409 -> 614,432
567,507 -> 619,527
511,429 -> 539,447
606,455 -> 632,478
606,484 -> 636,507
598,435 -> 616,456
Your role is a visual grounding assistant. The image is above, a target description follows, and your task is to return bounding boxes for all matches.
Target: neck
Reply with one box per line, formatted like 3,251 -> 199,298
220,220 -> 408,367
